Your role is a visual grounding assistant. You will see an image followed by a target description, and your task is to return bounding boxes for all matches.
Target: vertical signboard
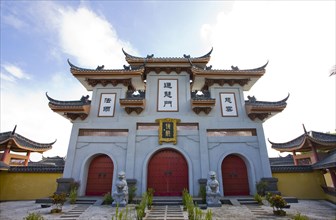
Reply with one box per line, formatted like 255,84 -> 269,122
157,79 -> 178,112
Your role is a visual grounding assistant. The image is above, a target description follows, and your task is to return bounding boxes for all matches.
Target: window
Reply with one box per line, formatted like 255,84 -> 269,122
207,129 -> 256,136
79,129 -> 128,136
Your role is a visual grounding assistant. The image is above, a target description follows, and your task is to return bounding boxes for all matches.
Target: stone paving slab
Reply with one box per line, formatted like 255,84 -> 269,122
0,200 -> 335,219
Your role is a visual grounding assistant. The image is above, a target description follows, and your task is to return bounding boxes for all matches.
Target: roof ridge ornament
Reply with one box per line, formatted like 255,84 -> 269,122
96,65 -> 104,70
198,47 -> 213,58
11,125 -> 17,135
231,65 -> 239,70
302,124 -> 308,134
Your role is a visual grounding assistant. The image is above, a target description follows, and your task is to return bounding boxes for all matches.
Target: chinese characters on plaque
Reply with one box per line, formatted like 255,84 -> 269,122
156,118 -> 180,144
98,93 -> 116,117
157,79 -> 178,112
220,93 -> 238,117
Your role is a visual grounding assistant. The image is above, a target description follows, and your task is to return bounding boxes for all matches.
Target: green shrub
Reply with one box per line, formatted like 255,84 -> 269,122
254,193 -> 263,205
69,181 -> 80,204
103,192 -> 113,205
146,188 -> 154,209
183,189 -> 212,220
205,209 -> 212,220
69,187 -> 77,204
269,194 -> 287,210
268,194 -> 287,216
23,212 -> 45,220
136,192 -> 147,220
112,205 -> 132,220
50,192 -> 67,212
292,212 -> 309,220
128,185 -> 137,204
199,185 -> 206,204
182,188 -> 188,210
256,180 -> 268,196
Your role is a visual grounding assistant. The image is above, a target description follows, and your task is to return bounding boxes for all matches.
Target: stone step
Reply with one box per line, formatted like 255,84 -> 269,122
74,199 -> 96,204
144,205 -> 186,220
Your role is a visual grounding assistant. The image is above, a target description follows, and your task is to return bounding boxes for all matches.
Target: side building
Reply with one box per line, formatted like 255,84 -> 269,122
47,48 -> 288,197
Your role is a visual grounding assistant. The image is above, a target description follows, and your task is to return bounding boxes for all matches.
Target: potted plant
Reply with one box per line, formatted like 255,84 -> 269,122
268,194 -> 287,216
50,192 -> 67,213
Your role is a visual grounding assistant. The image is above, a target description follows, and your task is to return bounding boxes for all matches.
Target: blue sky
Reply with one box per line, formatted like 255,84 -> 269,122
1,1 -> 335,161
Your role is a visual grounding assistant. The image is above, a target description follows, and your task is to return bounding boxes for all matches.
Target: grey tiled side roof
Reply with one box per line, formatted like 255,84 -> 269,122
269,155 -> 294,166
245,94 -> 289,107
8,166 -> 64,173
312,150 -> 336,169
270,131 -> 336,150
271,165 -> 313,173
28,156 -> 65,167
270,134 -> 306,149
310,131 -> 336,143
0,131 -> 54,151
46,93 -> 91,106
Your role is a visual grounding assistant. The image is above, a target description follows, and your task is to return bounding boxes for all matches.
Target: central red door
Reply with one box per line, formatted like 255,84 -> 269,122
86,155 -> 114,196
147,149 -> 188,196
221,155 -> 249,196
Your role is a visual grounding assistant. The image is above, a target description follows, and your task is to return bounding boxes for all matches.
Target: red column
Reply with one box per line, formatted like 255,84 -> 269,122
292,151 -> 298,165
1,147 -> 10,163
24,151 -> 31,166
311,145 -> 319,163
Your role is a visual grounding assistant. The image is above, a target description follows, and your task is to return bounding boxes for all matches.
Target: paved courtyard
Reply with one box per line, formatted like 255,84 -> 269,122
0,199 -> 335,220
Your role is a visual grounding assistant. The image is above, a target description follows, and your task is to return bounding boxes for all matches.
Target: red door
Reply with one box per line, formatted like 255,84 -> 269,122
221,155 -> 249,196
147,149 -> 188,196
86,155 -> 114,196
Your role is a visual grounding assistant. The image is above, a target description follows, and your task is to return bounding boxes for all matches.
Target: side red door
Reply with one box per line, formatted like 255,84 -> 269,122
147,149 -> 188,196
86,155 -> 114,196
221,155 -> 249,196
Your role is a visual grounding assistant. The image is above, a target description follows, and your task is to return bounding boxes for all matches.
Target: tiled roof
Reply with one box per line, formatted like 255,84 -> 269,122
8,166 -> 64,173
191,61 -> 269,73
122,48 -> 213,62
312,150 -> 336,169
270,131 -> 336,152
28,156 -> 65,167
244,94 -> 289,121
46,92 -> 91,107
67,59 -> 145,72
245,94 -> 289,108
271,165 -> 313,173
269,155 -> 294,166
0,130 -> 55,152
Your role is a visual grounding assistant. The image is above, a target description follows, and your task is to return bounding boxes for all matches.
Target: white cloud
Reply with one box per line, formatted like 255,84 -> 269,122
3,14 -> 25,29
200,1 -> 336,157
0,73 -> 88,161
54,6 -> 137,68
0,71 -> 16,83
2,64 -> 31,80
1,2 -> 138,161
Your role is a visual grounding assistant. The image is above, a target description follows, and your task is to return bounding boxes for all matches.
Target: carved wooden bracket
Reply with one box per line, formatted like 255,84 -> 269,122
120,99 -> 145,115
247,113 -> 270,121
65,113 -> 88,120
192,107 -> 212,114
202,78 -> 250,90
86,78 -> 135,91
